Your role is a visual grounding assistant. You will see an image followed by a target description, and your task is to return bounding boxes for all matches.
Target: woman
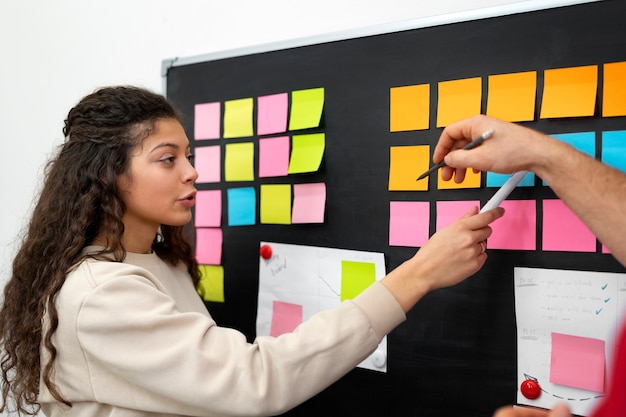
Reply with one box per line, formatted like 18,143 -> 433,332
0,86 -> 503,416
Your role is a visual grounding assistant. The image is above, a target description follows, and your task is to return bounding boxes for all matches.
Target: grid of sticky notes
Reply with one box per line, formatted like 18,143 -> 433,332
193,88 -> 326,302
388,61 -> 626,251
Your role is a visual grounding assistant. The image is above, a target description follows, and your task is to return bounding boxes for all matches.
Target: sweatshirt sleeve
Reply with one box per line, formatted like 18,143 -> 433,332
76,269 -> 405,417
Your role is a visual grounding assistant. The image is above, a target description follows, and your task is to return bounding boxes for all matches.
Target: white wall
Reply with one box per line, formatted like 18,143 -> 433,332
0,0 -> 592,301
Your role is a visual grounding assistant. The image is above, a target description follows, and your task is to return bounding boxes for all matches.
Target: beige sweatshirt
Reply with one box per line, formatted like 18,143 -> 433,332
39,248 -> 405,417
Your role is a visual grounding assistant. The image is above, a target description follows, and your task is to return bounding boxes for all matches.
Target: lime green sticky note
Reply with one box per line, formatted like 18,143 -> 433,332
225,142 -> 254,182
340,261 -> 376,302
288,87 -> 324,131
197,264 -> 225,302
288,133 -> 325,174
260,184 -> 291,224
224,98 -> 254,138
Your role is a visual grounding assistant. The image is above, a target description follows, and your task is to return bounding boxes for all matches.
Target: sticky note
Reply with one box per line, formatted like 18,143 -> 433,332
389,84 -> 430,131
486,71 -> 537,122
602,130 -> 626,173
389,201 -> 430,247
436,77 -> 482,127
288,133 -> 325,174
197,264 -> 225,302
194,102 -> 221,140
437,167 -> 481,189
436,200 -> 480,231
542,199 -> 596,252
194,145 -> 221,183
227,187 -> 256,226
223,97 -> 254,138
292,182 -> 326,224
224,142 -> 254,182
341,260 -> 376,301
289,87 -> 324,131
260,184 -> 291,224
540,65 -> 598,118
195,190 -> 221,227
388,145 -> 429,191
602,61 -> 626,117
258,93 -> 288,135
486,172 -> 535,187
270,301 -> 303,337
195,228 -> 222,265
487,200 -> 536,250
259,136 -> 290,178
550,332 -> 605,393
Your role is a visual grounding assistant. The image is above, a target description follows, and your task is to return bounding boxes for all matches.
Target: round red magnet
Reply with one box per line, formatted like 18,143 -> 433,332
260,244 -> 272,260
520,379 -> 541,400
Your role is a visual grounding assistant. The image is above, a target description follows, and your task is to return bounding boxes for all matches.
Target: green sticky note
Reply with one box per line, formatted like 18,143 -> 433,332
260,184 -> 291,224
288,133 -> 325,174
289,87 -> 324,130
224,97 -> 254,138
225,142 -> 254,182
197,264 -> 225,302
340,261 -> 376,301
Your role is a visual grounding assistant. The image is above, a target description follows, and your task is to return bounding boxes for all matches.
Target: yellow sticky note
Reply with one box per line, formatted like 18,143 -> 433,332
197,264 -> 225,302
260,184 -> 291,224
486,71 -> 537,122
388,145 -> 429,191
603,61 -> 626,117
340,260 -> 376,302
437,168 -> 481,189
289,87 -> 324,130
225,142 -> 254,182
437,77 -> 482,127
390,84 -> 430,131
223,98 -> 254,138
540,65 -> 598,118
288,133 -> 325,174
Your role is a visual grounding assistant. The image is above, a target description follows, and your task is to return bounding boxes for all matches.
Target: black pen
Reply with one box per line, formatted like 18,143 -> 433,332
416,129 -> 494,180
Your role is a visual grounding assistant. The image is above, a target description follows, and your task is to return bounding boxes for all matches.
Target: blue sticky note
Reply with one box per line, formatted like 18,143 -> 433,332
227,187 -> 256,226
486,172 -> 535,187
602,130 -> 626,173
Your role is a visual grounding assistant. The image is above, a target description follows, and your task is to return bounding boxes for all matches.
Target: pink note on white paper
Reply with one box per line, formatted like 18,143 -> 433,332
194,102 -> 220,140
550,332 -> 605,393
270,300 -> 303,337
292,182 -> 326,224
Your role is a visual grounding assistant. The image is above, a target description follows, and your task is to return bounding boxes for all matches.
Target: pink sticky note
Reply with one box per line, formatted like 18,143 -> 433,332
257,93 -> 288,136
270,300 -> 303,337
389,201 -> 430,247
195,190 -> 221,227
195,228 -> 222,265
259,136 -> 290,177
292,183 -> 326,224
543,199 -> 596,252
195,146 -> 221,183
488,200 -> 536,250
194,102 -> 221,140
436,200 -> 480,231
550,332 -> 605,393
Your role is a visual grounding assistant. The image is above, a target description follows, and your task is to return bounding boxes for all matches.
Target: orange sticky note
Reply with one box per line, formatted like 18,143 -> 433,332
388,145 -> 429,191
437,168 -> 481,189
390,84 -> 430,132
540,65 -> 598,118
603,61 -> 626,117
486,71 -> 537,122
437,77 -> 482,127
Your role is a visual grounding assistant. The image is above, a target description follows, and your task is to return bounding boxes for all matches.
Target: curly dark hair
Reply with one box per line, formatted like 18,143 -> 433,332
0,86 -> 199,415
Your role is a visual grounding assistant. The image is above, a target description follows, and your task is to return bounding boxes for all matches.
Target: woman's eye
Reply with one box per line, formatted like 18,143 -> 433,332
186,154 -> 194,164
160,156 -> 175,164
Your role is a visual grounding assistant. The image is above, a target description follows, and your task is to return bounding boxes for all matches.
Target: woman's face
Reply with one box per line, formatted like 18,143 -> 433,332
117,118 -> 198,241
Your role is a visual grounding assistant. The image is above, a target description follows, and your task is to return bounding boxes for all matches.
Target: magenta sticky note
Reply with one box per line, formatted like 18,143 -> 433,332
292,182 -> 326,224
389,201 -> 430,247
194,102 -> 221,140
195,190 -> 221,227
487,200 -> 536,250
543,199 -> 596,252
436,200 -> 480,231
270,300 -> 303,337
550,332 -> 605,393
257,93 -> 288,136
195,145 -> 221,183
195,228 -> 222,265
259,136 -> 290,178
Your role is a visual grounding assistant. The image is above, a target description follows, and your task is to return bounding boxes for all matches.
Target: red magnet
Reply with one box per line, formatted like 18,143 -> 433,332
260,244 -> 272,260
520,379 -> 541,400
